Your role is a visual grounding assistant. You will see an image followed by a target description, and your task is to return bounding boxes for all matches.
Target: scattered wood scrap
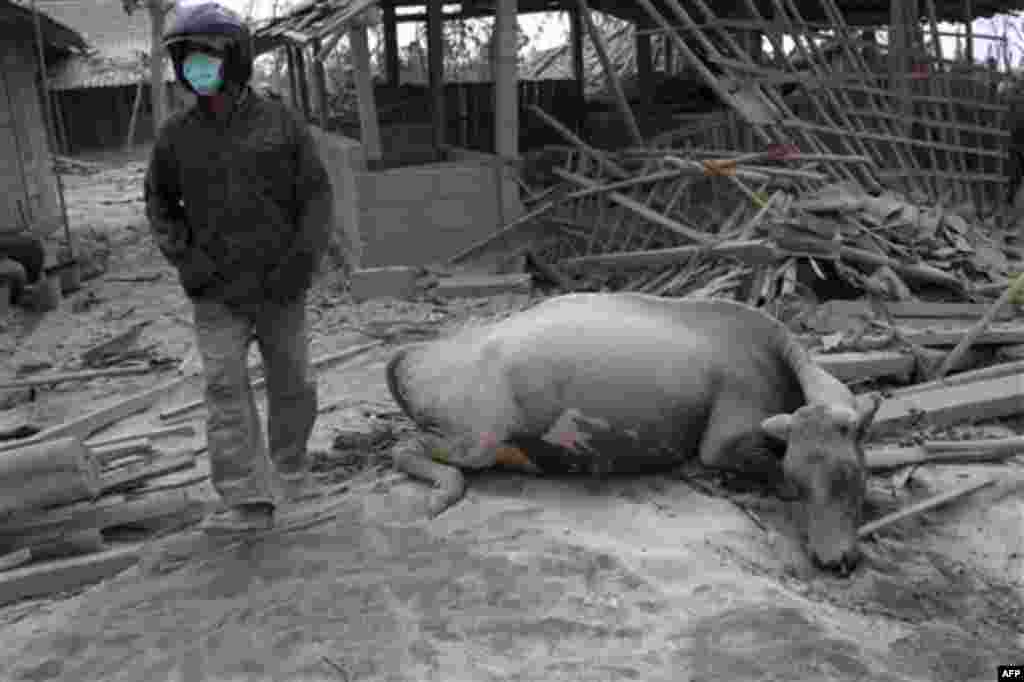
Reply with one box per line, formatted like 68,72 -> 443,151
0,364 -> 154,390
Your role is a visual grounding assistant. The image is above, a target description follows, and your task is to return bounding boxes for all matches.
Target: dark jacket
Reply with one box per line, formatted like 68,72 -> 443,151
144,87 -> 333,311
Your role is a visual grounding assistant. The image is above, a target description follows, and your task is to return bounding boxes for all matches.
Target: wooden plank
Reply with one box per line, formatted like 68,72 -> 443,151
814,351 -> 914,382
0,543 -> 141,607
0,377 -> 188,453
900,325 -> 1024,347
99,452 -> 196,494
890,359 -> 1024,397
870,373 -> 1024,436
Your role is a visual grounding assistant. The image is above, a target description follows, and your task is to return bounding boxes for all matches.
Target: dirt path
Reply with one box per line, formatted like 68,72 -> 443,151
0,158 -> 1021,682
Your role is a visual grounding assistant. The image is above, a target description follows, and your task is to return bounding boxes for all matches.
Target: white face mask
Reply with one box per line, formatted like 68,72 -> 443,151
182,51 -> 224,96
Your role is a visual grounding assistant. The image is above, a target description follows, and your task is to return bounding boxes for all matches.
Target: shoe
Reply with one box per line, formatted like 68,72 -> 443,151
200,503 -> 275,535
279,470 -> 322,503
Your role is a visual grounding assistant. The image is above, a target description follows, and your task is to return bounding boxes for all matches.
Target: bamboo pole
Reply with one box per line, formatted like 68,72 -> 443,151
576,0 -> 642,146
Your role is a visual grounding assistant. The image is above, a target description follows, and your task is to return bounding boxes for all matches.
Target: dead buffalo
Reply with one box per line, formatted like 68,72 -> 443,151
386,293 -> 880,574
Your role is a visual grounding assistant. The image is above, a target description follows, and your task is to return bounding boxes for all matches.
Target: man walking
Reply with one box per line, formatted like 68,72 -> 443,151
144,1 -> 334,533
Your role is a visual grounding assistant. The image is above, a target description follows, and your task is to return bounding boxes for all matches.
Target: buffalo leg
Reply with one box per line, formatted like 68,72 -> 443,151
391,431 -> 506,517
697,398 -> 791,495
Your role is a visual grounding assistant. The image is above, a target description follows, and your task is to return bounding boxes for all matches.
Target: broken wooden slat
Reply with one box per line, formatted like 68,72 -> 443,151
158,342 -> 383,421
814,351 -> 914,383
85,423 -> 197,449
857,478 -> 996,538
0,543 -> 142,607
0,377 -> 188,453
90,438 -> 153,466
0,437 -> 101,516
0,364 -> 154,390
99,452 -> 196,494
870,373 -> 1024,437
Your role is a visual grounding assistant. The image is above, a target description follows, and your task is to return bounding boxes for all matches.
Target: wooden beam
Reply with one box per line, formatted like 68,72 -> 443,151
870,373 -> 1024,437
0,365 -> 154,390
350,25 -> 383,160
383,0 -> 400,85
426,0 -> 445,159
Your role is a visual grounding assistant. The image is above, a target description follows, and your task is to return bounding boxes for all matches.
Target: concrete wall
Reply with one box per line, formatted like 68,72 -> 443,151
355,152 -> 523,268
0,39 -> 61,236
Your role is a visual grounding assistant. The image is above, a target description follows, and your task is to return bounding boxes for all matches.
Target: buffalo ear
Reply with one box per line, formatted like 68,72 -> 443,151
854,392 -> 882,440
760,413 -> 793,441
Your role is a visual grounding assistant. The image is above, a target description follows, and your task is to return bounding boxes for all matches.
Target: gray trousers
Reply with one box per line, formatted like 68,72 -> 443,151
193,297 -> 317,507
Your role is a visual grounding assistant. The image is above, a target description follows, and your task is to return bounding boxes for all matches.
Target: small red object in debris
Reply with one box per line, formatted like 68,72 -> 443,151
479,431 -> 499,450
911,63 -> 929,79
767,144 -> 799,160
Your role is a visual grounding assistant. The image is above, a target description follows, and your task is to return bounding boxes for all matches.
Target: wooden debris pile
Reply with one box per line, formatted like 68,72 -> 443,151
486,138 -> 1018,307
0,423 -> 203,607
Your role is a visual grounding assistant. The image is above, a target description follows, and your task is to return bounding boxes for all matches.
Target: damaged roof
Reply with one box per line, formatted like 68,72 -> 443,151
253,0 -> 379,55
33,0 -> 176,90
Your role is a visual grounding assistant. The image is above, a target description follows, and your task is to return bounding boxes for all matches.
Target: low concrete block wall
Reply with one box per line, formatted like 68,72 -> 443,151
356,155 -> 521,268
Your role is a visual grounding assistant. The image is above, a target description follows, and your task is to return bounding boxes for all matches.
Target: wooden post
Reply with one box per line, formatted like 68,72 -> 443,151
349,25 -> 383,161
568,3 -> 585,131
285,45 -> 299,111
577,0 -> 643,145
293,44 -> 312,121
494,0 -> 521,224
310,38 -> 330,129
383,0 -> 400,85
427,0 -> 445,160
